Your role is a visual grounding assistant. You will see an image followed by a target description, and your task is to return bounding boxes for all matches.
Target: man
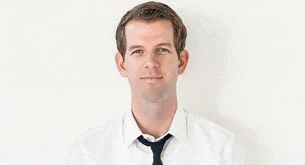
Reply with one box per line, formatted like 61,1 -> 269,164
69,1 -> 235,164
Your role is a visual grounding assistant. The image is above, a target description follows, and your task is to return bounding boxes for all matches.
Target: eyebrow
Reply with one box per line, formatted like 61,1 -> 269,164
128,45 -> 144,51
128,42 -> 173,51
156,42 -> 173,47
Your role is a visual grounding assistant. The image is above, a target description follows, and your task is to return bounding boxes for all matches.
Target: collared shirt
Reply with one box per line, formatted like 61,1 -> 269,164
69,106 -> 237,165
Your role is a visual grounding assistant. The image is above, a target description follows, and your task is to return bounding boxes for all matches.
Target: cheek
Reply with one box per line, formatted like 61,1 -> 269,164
126,62 -> 141,78
165,62 -> 179,78
169,59 -> 179,71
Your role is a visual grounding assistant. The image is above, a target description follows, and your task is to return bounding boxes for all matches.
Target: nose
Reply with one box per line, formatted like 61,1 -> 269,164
144,53 -> 159,69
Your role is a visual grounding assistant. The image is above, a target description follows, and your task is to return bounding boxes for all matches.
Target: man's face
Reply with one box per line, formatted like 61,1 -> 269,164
116,20 -> 188,99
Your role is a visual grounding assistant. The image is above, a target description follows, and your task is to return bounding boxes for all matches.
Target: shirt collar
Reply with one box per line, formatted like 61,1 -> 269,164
167,106 -> 187,141
122,105 -> 187,146
122,109 -> 143,146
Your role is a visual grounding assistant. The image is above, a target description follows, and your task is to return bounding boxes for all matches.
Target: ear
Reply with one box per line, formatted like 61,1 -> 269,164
178,48 -> 189,75
115,52 -> 128,77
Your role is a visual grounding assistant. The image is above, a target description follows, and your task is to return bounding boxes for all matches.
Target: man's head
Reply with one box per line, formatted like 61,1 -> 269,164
115,2 -> 189,101
115,1 -> 187,61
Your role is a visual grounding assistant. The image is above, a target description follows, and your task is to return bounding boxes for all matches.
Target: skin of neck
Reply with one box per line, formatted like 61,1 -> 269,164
131,88 -> 178,138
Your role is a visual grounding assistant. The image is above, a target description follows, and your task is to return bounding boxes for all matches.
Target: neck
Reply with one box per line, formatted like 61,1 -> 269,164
131,92 -> 178,138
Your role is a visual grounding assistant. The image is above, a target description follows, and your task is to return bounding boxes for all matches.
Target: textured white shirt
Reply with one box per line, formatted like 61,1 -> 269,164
69,106 -> 237,165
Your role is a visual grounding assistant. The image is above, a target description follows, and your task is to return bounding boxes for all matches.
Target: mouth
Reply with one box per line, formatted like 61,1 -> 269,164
140,76 -> 163,79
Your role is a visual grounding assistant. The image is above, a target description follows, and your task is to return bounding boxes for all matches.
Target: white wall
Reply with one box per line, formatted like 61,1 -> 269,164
0,0 -> 304,164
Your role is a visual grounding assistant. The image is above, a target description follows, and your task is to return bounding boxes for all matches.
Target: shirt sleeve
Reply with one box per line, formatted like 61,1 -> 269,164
68,141 -> 92,165
230,135 -> 249,165
221,133 -> 234,165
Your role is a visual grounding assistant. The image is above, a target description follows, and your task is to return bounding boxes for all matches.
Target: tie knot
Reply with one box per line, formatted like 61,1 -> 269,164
151,143 -> 164,156
137,134 -> 172,164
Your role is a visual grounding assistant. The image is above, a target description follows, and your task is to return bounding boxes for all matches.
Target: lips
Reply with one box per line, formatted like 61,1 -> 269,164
140,76 -> 163,79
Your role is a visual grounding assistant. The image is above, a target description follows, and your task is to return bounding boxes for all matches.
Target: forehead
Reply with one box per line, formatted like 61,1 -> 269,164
125,20 -> 174,46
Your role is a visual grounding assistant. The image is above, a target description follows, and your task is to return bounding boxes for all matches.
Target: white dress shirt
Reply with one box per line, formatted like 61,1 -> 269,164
69,106 -> 236,165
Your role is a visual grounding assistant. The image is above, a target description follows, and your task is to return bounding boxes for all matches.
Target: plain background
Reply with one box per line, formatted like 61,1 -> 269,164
0,0 -> 304,164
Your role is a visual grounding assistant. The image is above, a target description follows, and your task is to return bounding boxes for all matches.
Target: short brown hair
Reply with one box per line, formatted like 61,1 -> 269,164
115,1 -> 187,60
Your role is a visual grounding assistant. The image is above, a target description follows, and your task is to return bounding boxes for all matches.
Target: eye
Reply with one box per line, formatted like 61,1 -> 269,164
157,48 -> 170,54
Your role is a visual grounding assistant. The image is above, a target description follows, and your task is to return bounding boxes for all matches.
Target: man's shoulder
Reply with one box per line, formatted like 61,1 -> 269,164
76,121 -> 121,144
70,121 -> 122,153
69,121 -> 122,164
185,110 -> 234,143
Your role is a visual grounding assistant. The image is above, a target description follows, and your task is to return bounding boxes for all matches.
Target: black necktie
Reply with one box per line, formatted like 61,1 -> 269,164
137,134 -> 172,165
